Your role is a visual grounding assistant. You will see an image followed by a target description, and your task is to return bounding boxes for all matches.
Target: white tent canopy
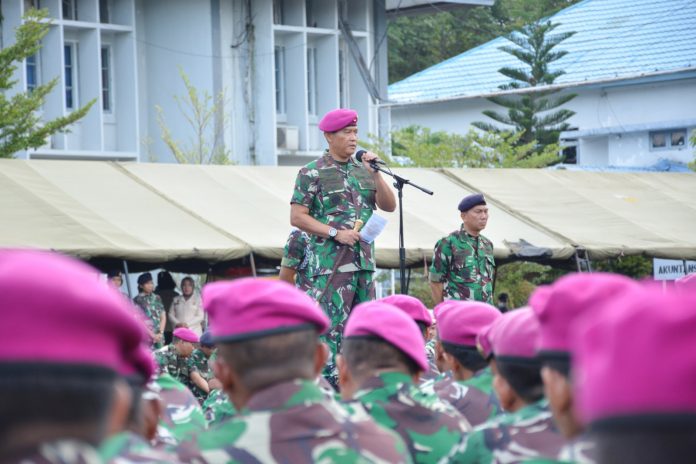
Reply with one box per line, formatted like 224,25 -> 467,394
1,159 -> 694,270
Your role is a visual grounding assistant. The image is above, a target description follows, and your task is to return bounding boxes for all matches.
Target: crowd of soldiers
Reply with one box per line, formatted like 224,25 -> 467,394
3,247 -> 696,464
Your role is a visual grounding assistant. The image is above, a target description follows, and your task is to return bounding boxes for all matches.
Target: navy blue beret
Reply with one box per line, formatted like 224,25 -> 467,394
458,193 -> 486,212
200,330 -> 215,347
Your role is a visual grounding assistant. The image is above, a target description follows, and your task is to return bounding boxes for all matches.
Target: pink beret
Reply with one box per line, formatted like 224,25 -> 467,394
318,108 -> 358,132
380,294 -> 432,327
345,301 -> 429,372
572,287 -> 696,424
676,273 -> 696,291
531,273 -> 638,355
0,250 -> 147,372
119,343 -> 156,383
173,327 -> 200,343
476,322 -> 496,360
484,307 -> 540,359
435,300 -> 501,347
203,278 -> 329,341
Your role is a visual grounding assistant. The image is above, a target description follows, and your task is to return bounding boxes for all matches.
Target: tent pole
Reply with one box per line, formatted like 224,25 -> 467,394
574,251 -> 582,272
249,252 -> 257,277
122,260 -> 133,298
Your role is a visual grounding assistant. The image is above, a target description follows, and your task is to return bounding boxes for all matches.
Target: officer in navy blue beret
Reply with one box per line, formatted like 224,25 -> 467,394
429,193 -> 495,305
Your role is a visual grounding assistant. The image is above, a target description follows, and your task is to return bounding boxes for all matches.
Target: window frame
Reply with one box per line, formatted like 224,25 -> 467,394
99,0 -> 110,23
26,53 -> 40,94
274,45 -> 287,119
306,46 -> 318,115
649,128 -> 687,151
62,0 -> 78,20
101,45 -> 113,113
64,41 -> 79,111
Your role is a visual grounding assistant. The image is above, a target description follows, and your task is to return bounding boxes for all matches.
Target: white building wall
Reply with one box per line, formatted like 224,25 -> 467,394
390,76 -> 696,167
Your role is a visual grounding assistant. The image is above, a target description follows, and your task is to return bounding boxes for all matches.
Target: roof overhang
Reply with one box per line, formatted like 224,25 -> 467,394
386,0 -> 494,18
560,118 -> 696,140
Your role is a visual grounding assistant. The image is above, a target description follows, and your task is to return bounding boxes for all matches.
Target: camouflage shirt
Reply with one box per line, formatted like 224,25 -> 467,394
422,338 -> 441,382
153,374 -> 207,448
455,399 -> 566,463
429,226 -> 495,304
558,436 -> 596,464
99,431 -> 180,463
133,292 -> 165,347
176,378 -> 413,463
6,441 -> 103,464
202,388 -> 237,427
186,348 -> 214,403
291,152 -> 377,276
349,371 -> 471,463
280,228 -> 313,292
154,345 -> 190,385
424,367 -> 501,427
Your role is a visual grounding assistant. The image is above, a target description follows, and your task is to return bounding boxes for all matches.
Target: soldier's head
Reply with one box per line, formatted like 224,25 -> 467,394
379,294 -> 432,339
572,286 -> 696,463
137,272 -> 154,294
199,330 -> 216,357
434,300 -> 501,381
0,250 -> 149,458
531,273 -> 639,438
458,193 -> 488,235
338,301 -> 428,400
173,327 -> 199,358
478,307 -> 544,412
319,108 -> 359,160
181,276 -> 196,297
107,269 -> 123,288
203,278 -> 329,410
118,344 -> 157,438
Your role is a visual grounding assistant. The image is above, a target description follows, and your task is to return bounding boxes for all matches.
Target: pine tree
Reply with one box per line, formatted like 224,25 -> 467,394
0,9 -> 95,158
473,21 -> 576,149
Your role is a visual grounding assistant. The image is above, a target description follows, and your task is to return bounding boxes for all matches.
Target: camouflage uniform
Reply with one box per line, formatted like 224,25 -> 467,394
154,344 -> 190,385
422,366 -> 501,427
429,226 -> 495,304
9,441 -> 103,464
99,431 -> 180,463
176,379 -> 412,463
349,371 -> 471,463
133,292 -> 165,349
291,152 -> 378,383
455,399 -> 566,463
422,338 -> 441,382
153,374 -> 207,448
281,228 -> 313,293
186,348 -> 214,404
558,436 -> 596,464
202,388 -> 237,427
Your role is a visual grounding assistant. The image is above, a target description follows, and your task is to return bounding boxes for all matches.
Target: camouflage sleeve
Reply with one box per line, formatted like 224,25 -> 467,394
455,429 -> 490,463
290,167 -> 317,208
429,237 -> 451,283
186,356 -> 199,374
281,229 -> 305,269
153,294 -> 165,312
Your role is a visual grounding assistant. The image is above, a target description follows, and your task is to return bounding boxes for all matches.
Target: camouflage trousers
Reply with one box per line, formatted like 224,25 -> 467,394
309,270 -> 375,388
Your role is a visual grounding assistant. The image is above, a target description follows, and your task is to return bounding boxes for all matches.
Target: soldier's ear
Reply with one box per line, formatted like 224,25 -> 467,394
314,341 -> 329,378
336,355 -> 355,401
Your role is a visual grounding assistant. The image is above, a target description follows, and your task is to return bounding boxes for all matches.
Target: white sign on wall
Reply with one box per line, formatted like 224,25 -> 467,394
653,258 -> 696,281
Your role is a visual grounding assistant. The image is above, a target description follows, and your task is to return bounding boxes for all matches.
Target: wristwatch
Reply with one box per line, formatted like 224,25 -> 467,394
328,227 -> 338,239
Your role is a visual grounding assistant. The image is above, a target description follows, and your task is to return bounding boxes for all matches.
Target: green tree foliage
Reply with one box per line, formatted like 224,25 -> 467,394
472,21 -> 576,148
594,255 -> 653,279
689,129 -> 696,171
0,9 -> 95,158
363,126 -> 559,168
388,0 -> 582,83
156,68 -> 231,165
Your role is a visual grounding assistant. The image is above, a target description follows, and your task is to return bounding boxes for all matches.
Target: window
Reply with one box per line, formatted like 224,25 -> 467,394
64,43 -> 78,110
101,46 -> 112,112
99,0 -> 110,23
306,0 -> 315,27
307,47 -> 317,115
274,46 -> 286,115
273,0 -> 284,25
24,0 -> 40,11
26,54 -> 39,93
339,42 -> 349,108
650,129 -> 687,150
62,0 -> 77,20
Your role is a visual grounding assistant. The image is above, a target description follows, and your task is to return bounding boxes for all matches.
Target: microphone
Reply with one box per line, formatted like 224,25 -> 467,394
355,150 -> 386,165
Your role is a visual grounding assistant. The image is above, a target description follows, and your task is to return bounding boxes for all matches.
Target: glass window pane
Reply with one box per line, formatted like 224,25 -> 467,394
671,130 -> 686,147
100,0 -> 109,23
651,132 -> 666,148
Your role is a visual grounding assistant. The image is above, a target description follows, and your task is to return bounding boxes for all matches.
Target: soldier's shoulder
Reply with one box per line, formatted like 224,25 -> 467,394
480,234 -> 494,248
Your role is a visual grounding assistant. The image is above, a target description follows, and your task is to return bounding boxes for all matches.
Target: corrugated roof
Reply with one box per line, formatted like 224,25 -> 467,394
388,0 -> 696,104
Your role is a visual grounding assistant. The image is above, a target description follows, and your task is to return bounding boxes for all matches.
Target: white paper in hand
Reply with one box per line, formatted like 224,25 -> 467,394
360,214 -> 388,244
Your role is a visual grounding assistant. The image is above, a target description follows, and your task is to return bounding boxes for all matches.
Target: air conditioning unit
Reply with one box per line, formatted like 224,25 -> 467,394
277,125 -> 299,151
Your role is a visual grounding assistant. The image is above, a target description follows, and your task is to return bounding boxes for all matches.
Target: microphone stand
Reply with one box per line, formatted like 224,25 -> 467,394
369,162 -> 433,294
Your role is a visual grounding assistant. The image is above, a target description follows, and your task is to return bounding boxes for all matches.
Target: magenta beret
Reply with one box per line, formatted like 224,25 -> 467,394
484,307 -> 540,359
203,278 -> 329,342
572,287 -> 696,425
380,294 -> 432,327
173,327 -> 200,343
531,273 -> 638,355
0,250 -> 148,373
318,108 -> 358,132
119,344 -> 156,383
345,301 -> 429,372
435,300 -> 501,347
